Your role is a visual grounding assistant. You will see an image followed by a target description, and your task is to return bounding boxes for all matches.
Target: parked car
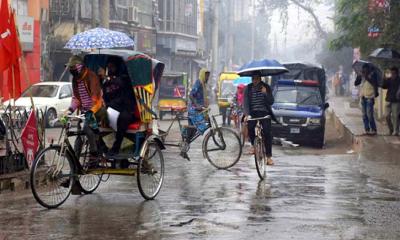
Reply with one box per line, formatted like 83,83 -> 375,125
271,63 -> 329,148
2,82 -> 72,127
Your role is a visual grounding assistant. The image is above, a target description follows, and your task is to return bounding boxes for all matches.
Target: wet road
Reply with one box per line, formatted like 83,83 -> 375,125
1,116 -> 400,239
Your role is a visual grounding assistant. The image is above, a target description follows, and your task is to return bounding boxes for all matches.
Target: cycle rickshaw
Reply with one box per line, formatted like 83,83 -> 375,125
30,50 -> 166,208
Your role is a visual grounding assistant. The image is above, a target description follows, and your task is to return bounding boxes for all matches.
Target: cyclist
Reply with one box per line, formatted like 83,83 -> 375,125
64,55 -> 104,164
180,68 -> 210,160
243,71 -> 276,165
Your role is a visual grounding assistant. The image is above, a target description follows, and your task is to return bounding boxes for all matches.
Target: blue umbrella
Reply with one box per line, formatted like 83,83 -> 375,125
233,76 -> 251,86
237,59 -> 288,76
64,28 -> 135,50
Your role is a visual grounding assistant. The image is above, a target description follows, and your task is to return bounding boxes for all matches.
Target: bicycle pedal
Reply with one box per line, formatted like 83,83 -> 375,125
180,152 -> 191,161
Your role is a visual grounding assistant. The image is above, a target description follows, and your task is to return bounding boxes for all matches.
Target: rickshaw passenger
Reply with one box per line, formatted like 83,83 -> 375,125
101,60 -> 138,156
64,55 -> 103,160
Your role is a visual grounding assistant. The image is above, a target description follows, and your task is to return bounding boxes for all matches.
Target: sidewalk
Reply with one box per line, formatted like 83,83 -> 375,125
329,96 -> 400,150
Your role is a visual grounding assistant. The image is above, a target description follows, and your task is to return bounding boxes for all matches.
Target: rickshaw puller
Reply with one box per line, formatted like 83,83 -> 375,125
182,68 -> 210,160
64,55 -> 104,164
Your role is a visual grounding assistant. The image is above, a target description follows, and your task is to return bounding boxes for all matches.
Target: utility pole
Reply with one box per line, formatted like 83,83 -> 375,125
250,0 -> 255,59
74,0 -> 80,34
227,0 -> 234,69
91,0 -> 99,28
99,0 -> 110,28
211,0 -> 220,87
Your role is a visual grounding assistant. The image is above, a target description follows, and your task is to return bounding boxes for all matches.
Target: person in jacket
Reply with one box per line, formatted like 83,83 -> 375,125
101,59 -> 137,155
382,67 -> 400,136
65,55 -> 103,160
355,63 -> 379,135
243,71 -> 276,165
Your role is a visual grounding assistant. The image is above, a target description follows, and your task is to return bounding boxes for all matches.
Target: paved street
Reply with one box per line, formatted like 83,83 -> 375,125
1,115 -> 400,240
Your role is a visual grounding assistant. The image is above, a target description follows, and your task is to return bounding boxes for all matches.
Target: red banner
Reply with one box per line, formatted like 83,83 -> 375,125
21,110 -> 39,168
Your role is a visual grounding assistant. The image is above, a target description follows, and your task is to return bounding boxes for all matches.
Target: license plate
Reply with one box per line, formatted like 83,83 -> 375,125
290,127 -> 300,134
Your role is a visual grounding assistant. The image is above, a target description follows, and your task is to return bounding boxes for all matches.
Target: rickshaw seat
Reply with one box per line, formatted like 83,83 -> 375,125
127,122 -> 141,130
171,106 -> 187,112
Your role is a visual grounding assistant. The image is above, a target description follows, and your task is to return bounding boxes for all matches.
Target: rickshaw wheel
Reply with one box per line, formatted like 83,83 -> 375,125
203,127 -> 242,169
137,141 -> 164,200
75,136 -> 102,194
30,145 -> 75,209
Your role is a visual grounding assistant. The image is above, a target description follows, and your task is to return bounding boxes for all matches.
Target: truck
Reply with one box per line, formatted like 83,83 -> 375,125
271,63 -> 329,148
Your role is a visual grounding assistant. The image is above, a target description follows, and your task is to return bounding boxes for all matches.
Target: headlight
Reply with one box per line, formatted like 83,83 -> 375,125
309,118 -> 321,125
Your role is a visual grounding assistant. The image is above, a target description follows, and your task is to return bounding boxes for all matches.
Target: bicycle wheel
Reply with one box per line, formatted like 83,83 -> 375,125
254,138 -> 266,180
203,127 -> 242,169
137,141 -> 164,200
75,136 -> 102,194
30,145 -> 75,209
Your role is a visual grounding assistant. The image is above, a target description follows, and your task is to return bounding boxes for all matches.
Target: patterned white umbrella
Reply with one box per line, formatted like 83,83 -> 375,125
64,28 -> 134,50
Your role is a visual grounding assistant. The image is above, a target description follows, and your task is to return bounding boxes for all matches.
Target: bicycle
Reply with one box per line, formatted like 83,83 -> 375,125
247,115 -> 271,180
159,107 -> 242,169
30,114 -> 165,209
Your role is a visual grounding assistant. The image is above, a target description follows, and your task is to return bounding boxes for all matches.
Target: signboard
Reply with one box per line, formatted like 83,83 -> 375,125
16,15 -> 34,51
185,3 -> 193,17
175,38 -> 197,52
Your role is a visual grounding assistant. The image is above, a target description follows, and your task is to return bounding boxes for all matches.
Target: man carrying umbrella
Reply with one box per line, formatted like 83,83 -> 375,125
64,55 -> 104,163
243,71 -> 276,165
382,67 -> 400,136
355,63 -> 379,135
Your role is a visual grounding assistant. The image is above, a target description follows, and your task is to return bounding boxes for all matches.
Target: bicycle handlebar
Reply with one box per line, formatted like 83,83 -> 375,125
246,115 -> 271,121
49,114 -> 85,127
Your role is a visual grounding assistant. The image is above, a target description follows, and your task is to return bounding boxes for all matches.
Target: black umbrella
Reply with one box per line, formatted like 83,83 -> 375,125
352,60 -> 383,85
369,48 -> 400,60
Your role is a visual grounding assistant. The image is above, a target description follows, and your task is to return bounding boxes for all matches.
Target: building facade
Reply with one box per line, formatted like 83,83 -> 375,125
157,0 -> 202,84
1,0 -> 48,99
49,0 -> 157,81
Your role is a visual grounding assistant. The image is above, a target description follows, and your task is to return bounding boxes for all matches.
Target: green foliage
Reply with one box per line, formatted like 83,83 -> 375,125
331,0 -> 400,56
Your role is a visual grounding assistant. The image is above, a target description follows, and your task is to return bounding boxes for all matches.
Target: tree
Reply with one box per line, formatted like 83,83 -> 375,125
331,0 -> 400,56
259,0 -> 331,41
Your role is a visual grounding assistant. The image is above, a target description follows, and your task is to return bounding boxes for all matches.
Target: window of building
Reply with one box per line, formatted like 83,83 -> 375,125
11,0 -> 28,16
115,0 -> 132,21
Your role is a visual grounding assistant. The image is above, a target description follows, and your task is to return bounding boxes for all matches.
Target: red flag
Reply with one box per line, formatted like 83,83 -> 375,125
6,10 -> 22,99
21,110 -> 39,169
9,10 -> 22,63
0,0 -> 12,71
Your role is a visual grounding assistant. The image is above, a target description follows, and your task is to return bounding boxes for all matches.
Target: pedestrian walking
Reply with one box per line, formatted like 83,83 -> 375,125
333,72 -> 342,96
382,67 -> 400,136
355,63 -> 379,135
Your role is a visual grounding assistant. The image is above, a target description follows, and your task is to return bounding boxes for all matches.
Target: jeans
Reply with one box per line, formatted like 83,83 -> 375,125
385,102 -> 400,134
361,97 -> 377,132
247,113 -> 272,158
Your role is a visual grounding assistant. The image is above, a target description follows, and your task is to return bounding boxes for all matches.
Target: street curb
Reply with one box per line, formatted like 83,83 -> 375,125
328,109 -> 363,152
0,170 -> 30,194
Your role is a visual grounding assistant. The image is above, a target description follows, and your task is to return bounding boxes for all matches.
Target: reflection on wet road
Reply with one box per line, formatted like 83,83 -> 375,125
1,127 -> 400,239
